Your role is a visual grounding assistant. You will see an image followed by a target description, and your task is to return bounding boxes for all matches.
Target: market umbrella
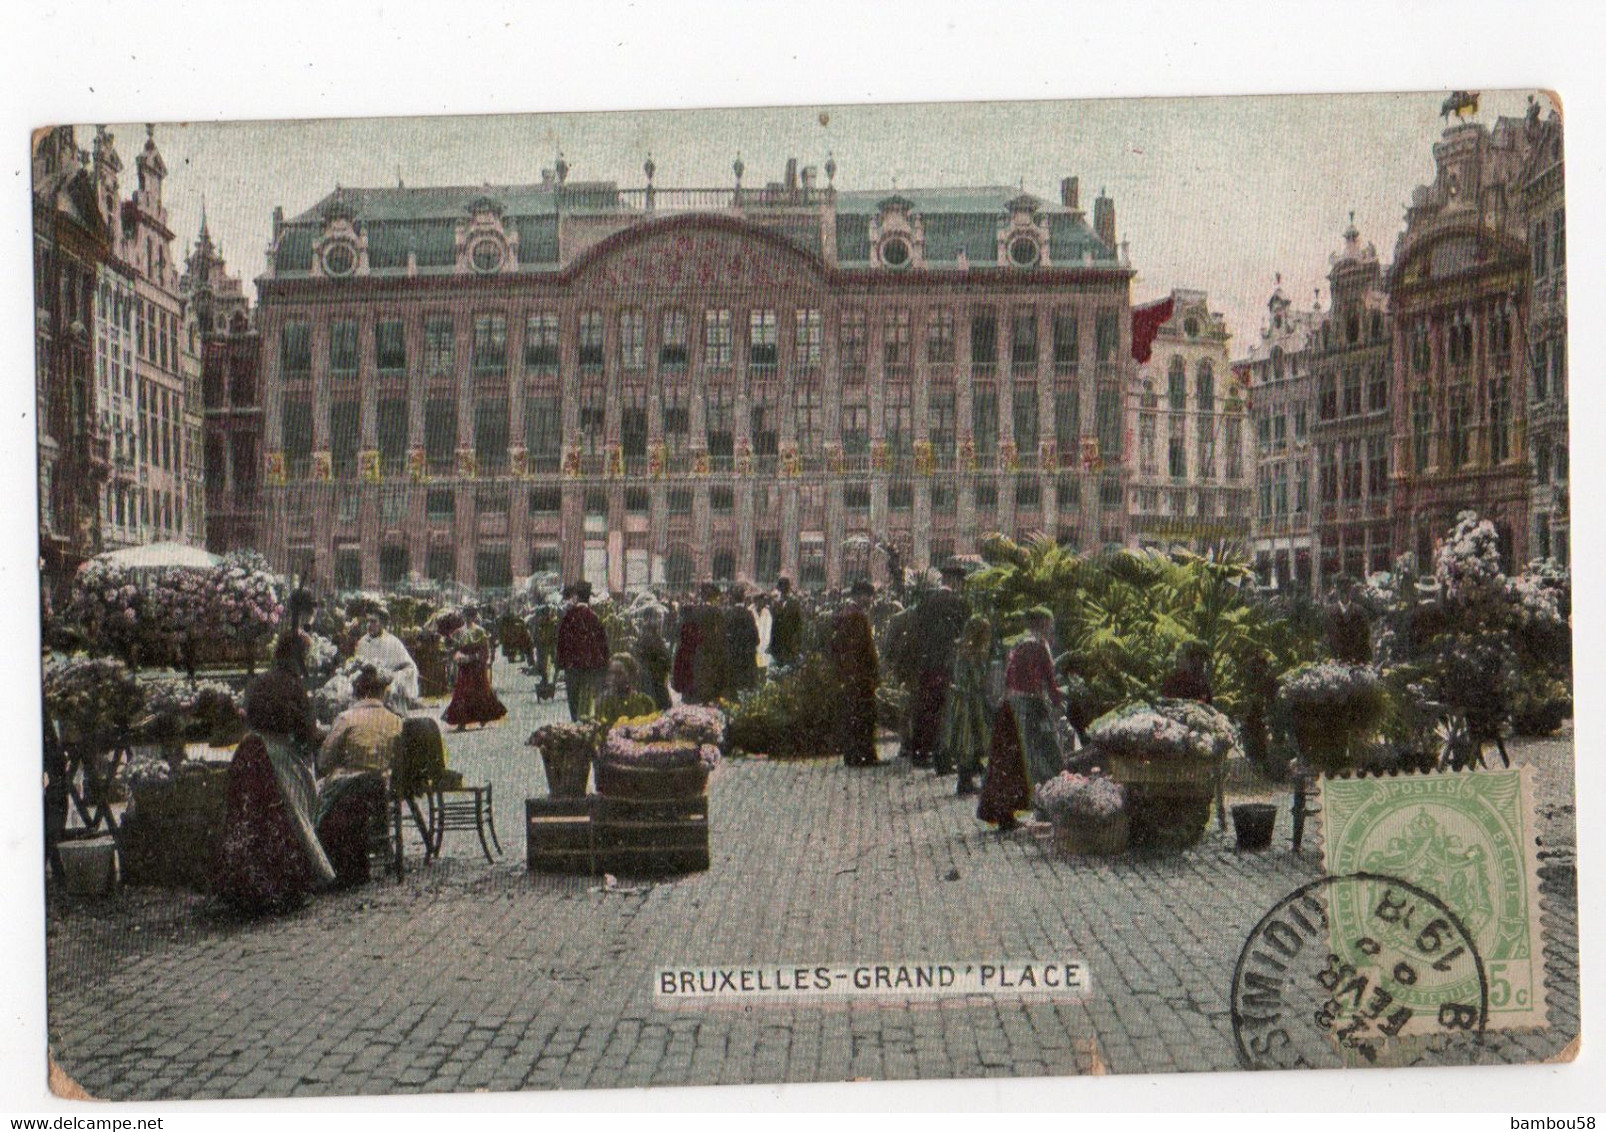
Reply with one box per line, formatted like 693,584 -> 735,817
91,541 -> 221,572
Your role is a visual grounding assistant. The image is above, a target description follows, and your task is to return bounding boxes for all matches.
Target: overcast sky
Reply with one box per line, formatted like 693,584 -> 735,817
102,88 -> 1546,360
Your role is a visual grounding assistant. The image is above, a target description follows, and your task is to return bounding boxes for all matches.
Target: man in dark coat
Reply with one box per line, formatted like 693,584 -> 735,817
723,583 -> 760,694
768,576 -> 804,670
556,581 -> 610,721
904,563 -> 972,769
830,580 -> 881,766
1327,578 -> 1373,664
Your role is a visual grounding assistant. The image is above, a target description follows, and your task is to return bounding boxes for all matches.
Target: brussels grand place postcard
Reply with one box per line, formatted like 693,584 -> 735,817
27,85 -> 1582,1105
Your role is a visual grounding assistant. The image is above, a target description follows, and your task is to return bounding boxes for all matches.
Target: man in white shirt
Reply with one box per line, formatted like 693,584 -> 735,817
354,611 -> 420,712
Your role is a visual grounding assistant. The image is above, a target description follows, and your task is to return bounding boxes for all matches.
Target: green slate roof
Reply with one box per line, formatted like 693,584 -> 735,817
276,181 -> 1112,272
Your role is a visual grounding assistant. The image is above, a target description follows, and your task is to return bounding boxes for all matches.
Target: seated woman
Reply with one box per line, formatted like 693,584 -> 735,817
316,665 -> 404,887
595,654 -> 657,729
213,662 -> 337,914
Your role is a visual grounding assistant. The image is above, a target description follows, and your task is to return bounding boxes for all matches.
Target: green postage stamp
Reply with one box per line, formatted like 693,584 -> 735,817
1320,768 -> 1547,1035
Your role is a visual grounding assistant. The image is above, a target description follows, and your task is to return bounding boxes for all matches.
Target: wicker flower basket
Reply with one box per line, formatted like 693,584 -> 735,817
1052,812 -> 1129,857
1104,752 -> 1221,790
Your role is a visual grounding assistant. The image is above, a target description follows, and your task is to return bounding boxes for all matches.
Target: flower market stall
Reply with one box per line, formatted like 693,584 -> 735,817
526,705 -> 724,876
1086,698 -> 1241,851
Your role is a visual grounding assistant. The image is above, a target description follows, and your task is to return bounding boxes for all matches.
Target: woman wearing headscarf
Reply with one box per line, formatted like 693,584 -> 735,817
442,606 -> 508,730
213,654 -> 337,914
977,607 -> 1065,831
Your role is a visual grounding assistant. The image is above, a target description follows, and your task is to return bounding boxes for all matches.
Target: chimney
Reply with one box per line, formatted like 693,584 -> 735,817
785,157 -> 799,194
272,205 -> 284,242
801,166 -> 817,194
1061,176 -> 1080,209
1093,189 -> 1115,249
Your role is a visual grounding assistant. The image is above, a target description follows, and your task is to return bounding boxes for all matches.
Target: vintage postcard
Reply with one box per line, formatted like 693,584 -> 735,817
34,90 -> 1577,1100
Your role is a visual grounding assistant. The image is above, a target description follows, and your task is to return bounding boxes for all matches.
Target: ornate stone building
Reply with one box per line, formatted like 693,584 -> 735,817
1239,281 -> 1322,590
86,125 -> 203,553
254,161 -> 1139,594
1517,100 -> 1567,565
1310,216 -> 1394,585
1387,116 -> 1535,572
183,212 -> 262,554
1127,289 -> 1251,552
34,126 -> 113,595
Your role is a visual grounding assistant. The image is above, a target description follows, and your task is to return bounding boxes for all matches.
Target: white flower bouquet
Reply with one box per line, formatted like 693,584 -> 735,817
1088,697 -> 1243,765
1035,772 -> 1125,823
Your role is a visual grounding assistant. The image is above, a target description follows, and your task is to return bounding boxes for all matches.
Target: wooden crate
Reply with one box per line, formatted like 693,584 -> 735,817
526,797 -> 595,875
591,795 -> 709,875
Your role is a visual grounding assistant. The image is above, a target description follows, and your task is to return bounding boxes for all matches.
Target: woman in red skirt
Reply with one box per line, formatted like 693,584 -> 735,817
442,606 -> 508,730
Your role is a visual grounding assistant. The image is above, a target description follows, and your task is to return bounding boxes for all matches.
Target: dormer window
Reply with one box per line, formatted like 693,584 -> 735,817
880,236 -> 912,269
1008,235 -> 1040,268
1183,316 -> 1200,339
322,242 -> 356,278
469,239 -> 505,275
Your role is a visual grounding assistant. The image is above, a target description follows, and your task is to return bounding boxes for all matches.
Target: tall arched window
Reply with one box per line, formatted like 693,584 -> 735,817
1167,356 -> 1186,410
1195,359 -> 1215,408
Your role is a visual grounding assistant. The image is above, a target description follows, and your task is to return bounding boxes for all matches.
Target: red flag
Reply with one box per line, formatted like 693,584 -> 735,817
1130,295 -> 1176,364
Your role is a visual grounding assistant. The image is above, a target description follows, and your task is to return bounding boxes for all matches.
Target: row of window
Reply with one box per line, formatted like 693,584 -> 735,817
1407,378 -> 1515,473
277,305 -> 1126,379
1406,303 -> 1517,376
1532,208 -> 1566,281
278,384 -> 1125,471
100,482 -> 187,536
96,280 -> 184,376
1316,438 -> 1390,505
1137,415 -> 1245,481
1316,364 -> 1388,420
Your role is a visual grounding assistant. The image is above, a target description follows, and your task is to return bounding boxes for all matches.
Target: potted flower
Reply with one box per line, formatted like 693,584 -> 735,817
1035,772 -> 1128,856
528,720 -> 603,799
596,705 -> 725,800
1276,660 -> 1385,773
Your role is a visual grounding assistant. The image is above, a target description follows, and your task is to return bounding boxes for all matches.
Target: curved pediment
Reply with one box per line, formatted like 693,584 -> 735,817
1392,223 -> 1526,291
567,213 -> 827,293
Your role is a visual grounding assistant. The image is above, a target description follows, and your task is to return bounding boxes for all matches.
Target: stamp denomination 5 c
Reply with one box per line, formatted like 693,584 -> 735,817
1320,767 -> 1547,1032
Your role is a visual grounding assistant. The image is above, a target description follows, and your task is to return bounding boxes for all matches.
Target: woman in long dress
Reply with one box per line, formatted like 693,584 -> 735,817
213,665 -> 337,914
977,607 -> 1065,830
442,606 -> 508,730
938,616 -> 994,796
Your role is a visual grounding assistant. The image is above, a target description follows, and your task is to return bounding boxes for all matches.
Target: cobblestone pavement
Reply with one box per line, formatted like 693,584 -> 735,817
45,664 -> 1579,1099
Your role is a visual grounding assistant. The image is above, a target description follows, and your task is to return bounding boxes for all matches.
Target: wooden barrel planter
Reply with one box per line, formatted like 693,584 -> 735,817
593,761 -> 709,802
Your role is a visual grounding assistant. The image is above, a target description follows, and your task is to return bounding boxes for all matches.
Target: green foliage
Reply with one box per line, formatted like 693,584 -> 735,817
966,535 -> 1319,724
725,654 -> 842,758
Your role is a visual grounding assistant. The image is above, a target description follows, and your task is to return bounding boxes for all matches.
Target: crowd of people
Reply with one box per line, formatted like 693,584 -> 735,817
211,558 -> 1310,915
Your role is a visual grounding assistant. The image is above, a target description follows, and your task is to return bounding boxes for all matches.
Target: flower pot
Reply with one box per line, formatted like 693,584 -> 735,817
1231,803 -> 1277,851
1052,812 -> 1128,857
58,837 -> 117,896
540,747 -> 592,799
594,761 -> 709,801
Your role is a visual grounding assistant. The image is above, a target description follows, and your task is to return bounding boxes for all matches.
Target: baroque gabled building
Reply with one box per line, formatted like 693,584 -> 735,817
1239,280 -> 1322,590
1517,99 -> 1567,566
183,211 -> 262,554
33,126 -> 113,595
1127,289 -> 1251,552
1387,115 -> 1536,573
1310,216 -> 1394,585
255,161 -> 1139,595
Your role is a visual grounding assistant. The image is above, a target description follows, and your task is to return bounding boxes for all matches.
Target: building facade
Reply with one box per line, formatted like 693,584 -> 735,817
1240,282 -> 1321,590
1309,217 -> 1394,586
76,125 -> 203,554
183,214 -> 263,554
1127,289 -> 1250,552
1387,117 -> 1535,573
255,162 -> 1138,595
34,126 -> 113,595
1517,102 -> 1567,566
